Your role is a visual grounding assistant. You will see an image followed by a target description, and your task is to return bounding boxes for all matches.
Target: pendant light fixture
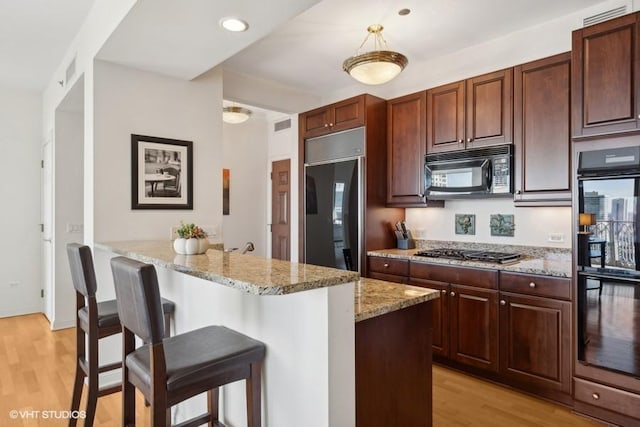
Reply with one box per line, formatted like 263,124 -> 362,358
222,106 -> 252,124
342,24 -> 408,85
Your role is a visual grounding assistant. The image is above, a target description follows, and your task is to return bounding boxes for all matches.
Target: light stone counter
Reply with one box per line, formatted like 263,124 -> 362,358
369,247 -> 572,278
354,278 -> 440,322
96,240 -> 359,295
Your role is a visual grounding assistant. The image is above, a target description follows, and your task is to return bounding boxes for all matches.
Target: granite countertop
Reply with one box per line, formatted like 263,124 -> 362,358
354,278 -> 440,322
368,242 -> 572,278
96,240 -> 359,296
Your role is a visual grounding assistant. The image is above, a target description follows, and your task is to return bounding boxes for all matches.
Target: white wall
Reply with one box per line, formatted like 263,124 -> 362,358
222,116 -> 269,255
53,109 -> 84,328
0,87 -> 43,317
93,60 -> 223,242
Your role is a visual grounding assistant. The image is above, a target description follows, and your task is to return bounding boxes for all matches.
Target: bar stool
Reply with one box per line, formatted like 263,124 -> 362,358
110,256 -> 266,427
67,243 -> 176,427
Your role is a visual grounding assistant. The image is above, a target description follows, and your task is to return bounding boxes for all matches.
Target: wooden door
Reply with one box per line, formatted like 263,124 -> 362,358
427,81 -> 465,153
514,53 -> 571,205
450,284 -> 499,372
271,159 -> 291,260
466,69 -> 513,149
572,13 -> 640,137
499,292 -> 571,395
386,91 -> 427,206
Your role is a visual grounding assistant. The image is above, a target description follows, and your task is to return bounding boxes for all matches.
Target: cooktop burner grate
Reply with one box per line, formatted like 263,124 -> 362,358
414,248 -> 522,264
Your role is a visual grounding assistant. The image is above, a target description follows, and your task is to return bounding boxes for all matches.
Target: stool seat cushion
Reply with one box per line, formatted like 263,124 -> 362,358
79,298 -> 176,329
126,326 -> 266,391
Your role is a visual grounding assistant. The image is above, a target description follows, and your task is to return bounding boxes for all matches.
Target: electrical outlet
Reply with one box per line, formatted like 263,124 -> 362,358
547,233 -> 565,243
201,225 -> 219,238
8,281 -> 19,287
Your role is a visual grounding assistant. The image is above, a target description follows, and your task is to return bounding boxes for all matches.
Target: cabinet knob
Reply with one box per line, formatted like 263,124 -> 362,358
516,190 -> 522,195
383,263 -> 389,268
466,138 -> 473,143
450,291 -> 456,297
329,123 -> 334,127
458,139 -> 463,143
416,193 -> 424,198
441,289 -> 447,294
500,300 -> 506,306
592,392 -> 600,400
529,282 -> 536,288
324,123 -> 329,128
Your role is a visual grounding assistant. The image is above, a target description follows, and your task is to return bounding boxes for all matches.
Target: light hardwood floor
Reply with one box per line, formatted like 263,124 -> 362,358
0,313 -> 604,426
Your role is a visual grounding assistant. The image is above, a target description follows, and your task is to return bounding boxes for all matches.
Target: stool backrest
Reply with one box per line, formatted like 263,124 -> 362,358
67,243 -> 98,297
110,257 -> 165,344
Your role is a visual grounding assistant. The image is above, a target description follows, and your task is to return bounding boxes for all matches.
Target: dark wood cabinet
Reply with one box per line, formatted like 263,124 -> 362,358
367,256 -> 408,283
386,91 -> 428,206
499,272 -> 572,404
428,69 -> 513,153
572,13 -> 640,138
301,96 -> 365,139
410,262 -> 499,373
514,53 -> 571,206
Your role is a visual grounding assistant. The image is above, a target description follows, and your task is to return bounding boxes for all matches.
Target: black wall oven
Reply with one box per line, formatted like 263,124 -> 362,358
576,145 -> 640,378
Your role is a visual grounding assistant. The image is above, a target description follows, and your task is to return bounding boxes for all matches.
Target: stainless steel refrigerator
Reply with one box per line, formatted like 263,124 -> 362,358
304,128 -> 364,272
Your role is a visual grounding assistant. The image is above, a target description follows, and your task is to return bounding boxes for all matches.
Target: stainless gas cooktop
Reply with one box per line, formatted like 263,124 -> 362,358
414,248 -> 522,264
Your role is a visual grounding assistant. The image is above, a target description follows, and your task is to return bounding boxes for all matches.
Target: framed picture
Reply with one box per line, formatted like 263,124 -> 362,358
131,134 -> 193,210
455,214 -> 476,235
490,214 -> 515,237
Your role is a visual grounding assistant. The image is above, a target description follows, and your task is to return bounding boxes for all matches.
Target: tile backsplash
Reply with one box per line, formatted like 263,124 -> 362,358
405,199 -> 571,248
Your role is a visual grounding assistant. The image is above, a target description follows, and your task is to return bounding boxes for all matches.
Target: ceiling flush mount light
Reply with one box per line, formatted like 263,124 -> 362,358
220,17 -> 249,32
342,24 -> 408,85
223,106 -> 252,124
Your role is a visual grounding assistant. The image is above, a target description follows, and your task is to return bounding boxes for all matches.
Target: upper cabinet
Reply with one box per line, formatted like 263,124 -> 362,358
386,92 -> 428,206
513,53 -> 572,206
301,96 -> 365,139
428,69 -> 513,153
572,13 -> 640,138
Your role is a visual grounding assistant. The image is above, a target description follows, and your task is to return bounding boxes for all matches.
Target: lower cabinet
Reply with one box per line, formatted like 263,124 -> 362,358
410,262 -> 499,373
367,256 -> 408,283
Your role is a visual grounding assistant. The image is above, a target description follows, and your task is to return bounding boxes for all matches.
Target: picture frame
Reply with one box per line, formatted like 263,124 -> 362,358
455,214 -> 476,235
131,134 -> 193,210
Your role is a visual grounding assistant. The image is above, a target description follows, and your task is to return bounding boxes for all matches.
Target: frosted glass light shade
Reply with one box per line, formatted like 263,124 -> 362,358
222,106 -> 252,124
344,51 -> 407,85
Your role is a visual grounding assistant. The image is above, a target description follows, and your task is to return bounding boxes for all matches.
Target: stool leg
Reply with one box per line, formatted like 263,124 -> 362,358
69,327 -> 85,427
246,362 -> 262,427
122,329 -> 136,427
84,328 -> 99,427
207,388 -> 219,426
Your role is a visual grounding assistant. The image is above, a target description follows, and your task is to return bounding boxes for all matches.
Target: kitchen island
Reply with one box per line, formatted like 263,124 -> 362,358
95,241 -> 438,426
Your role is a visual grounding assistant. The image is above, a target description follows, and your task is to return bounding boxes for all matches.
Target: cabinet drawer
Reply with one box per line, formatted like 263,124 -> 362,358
500,272 -> 570,300
410,261 -> 498,289
574,378 -> 640,419
368,257 -> 409,276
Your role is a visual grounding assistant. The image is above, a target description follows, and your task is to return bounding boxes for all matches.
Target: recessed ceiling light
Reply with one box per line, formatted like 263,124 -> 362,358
398,8 -> 411,16
220,17 -> 249,32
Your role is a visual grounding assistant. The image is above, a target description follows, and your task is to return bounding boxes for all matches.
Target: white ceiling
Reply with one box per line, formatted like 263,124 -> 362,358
0,0 -> 615,98
0,0 -> 96,92
222,0 -> 610,95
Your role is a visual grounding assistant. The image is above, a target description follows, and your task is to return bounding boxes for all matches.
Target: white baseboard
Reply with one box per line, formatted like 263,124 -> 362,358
0,306 -> 43,319
51,318 -> 76,330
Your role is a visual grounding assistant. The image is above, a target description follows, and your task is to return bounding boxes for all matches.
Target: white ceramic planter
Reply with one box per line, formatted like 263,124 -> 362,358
173,238 -> 208,255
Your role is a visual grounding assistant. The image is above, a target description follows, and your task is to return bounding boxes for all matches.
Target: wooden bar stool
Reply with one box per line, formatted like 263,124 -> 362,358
66,243 -> 175,426
110,256 -> 266,427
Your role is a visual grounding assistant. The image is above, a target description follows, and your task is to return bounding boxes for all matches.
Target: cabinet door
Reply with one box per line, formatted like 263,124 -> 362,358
572,13 -> 640,137
514,53 -> 571,205
331,96 -> 365,133
301,106 -> 333,138
499,292 -> 571,395
450,284 -> 499,372
386,92 -> 427,205
410,277 -> 449,357
466,69 -> 513,148
427,81 -> 465,153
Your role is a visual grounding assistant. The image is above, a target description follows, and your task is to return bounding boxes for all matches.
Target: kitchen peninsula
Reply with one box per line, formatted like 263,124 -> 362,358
95,240 -> 438,427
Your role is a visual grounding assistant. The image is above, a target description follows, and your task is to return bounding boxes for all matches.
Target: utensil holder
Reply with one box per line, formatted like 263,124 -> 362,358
397,238 -> 415,250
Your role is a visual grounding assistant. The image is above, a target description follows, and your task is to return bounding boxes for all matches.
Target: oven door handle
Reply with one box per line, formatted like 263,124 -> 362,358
485,160 -> 493,191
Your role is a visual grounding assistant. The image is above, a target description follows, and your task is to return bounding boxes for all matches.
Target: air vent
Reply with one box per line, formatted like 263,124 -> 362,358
583,5 -> 627,27
274,118 -> 291,132
65,55 -> 77,83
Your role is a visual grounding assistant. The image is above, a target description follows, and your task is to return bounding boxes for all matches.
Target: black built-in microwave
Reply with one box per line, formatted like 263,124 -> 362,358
424,144 -> 513,199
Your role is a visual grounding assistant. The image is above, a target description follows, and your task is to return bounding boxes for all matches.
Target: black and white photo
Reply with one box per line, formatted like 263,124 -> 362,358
131,134 -> 193,209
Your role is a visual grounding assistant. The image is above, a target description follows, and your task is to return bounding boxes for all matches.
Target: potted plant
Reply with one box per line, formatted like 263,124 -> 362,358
173,222 -> 209,255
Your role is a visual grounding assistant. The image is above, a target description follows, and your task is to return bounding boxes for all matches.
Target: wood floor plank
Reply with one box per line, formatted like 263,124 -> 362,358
0,313 -> 606,426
